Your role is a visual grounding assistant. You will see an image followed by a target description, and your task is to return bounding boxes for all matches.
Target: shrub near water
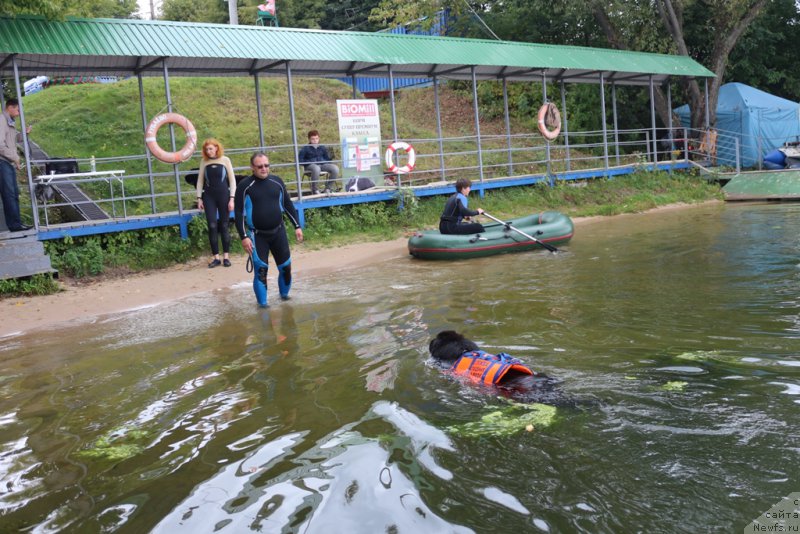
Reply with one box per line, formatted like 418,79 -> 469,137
43,216 -> 212,279
0,273 -> 61,296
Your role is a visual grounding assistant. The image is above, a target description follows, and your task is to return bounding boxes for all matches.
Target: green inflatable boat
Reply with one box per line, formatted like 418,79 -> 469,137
408,211 -> 574,260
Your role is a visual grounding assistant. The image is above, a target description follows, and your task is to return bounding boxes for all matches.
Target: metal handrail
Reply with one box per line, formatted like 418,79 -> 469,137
29,126 -> 688,231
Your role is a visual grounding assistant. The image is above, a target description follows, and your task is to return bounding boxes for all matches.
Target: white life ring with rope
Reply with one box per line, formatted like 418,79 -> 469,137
145,112 -> 198,164
384,141 -> 416,174
537,103 -> 561,141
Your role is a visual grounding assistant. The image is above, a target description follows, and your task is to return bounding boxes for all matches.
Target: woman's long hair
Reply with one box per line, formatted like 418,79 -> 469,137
201,138 -> 224,160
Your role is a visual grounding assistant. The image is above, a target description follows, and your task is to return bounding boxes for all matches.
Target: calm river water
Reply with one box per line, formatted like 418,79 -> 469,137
1,202 -> 799,533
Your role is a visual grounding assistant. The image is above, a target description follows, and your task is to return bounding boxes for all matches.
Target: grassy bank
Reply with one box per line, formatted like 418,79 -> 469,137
0,169 -> 721,297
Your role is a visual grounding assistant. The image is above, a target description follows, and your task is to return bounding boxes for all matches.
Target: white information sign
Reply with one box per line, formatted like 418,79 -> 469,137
336,99 -> 384,187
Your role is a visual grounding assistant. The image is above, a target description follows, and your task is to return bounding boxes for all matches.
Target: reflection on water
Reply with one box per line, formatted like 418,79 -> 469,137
151,402 -> 469,533
1,202 -> 800,532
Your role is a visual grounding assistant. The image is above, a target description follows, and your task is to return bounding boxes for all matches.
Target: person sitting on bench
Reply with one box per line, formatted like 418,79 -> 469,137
298,129 -> 339,194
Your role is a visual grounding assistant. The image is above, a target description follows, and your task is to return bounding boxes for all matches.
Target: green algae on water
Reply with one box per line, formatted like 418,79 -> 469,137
75,427 -> 148,461
661,380 -> 688,392
447,401 -> 557,438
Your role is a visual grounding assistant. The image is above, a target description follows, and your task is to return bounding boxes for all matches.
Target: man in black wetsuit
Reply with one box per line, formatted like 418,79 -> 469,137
439,178 -> 485,235
235,153 -> 304,307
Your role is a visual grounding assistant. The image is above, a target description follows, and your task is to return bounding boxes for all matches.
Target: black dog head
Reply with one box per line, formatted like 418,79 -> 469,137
429,330 -> 480,361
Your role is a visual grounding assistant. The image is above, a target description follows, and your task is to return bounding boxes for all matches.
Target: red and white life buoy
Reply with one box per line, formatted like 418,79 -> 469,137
145,112 -> 198,164
384,141 -> 416,174
537,103 -> 561,141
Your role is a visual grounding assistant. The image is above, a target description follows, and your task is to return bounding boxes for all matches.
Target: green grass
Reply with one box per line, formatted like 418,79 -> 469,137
27,77 -> 360,169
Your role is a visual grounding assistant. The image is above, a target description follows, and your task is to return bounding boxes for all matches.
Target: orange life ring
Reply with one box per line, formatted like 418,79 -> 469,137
537,103 -> 561,141
384,141 -> 416,174
145,112 -> 198,164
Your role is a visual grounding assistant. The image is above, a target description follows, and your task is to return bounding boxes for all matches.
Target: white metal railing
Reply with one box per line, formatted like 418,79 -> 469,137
26,126 -> 691,230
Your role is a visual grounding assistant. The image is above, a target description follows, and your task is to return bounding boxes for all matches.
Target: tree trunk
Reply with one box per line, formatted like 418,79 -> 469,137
593,0 -> 768,132
592,5 -> 673,129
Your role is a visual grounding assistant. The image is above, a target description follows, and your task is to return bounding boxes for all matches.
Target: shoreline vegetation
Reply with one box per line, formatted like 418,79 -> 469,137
8,169 -> 722,292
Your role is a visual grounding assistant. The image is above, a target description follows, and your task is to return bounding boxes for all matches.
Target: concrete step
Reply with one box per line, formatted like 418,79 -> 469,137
0,233 -> 57,280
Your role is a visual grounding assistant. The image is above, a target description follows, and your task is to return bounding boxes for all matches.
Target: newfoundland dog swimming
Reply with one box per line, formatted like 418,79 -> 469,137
429,330 -> 565,405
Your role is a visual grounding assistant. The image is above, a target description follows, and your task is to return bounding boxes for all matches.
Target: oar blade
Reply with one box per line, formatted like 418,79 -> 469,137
482,211 -> 558,253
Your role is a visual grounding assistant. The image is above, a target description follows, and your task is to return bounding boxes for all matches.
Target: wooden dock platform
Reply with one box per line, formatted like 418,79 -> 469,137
723,170 -> 800,201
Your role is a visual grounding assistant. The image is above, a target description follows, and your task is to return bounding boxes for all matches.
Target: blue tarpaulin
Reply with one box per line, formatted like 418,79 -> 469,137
674,82 -> 800,168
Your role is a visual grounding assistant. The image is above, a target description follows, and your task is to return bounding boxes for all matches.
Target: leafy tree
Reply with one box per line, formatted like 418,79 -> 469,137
160,0 -> 228,23
636,0 -> 767,128
1,0 -> 63,18
369,0 -> 437,29
533,0 -> 772,128
160,0 -> 382,30
483,1 -> 601,46
1,0 -> 137,19
725,0 -> 800,101
321,0 -> 382,31
370,0 -> 780,130
269,0 -> 327,28
71,0 -> 138,18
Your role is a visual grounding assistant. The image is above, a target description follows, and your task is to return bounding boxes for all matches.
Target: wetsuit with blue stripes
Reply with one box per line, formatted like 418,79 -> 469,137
234,173 -> 301,307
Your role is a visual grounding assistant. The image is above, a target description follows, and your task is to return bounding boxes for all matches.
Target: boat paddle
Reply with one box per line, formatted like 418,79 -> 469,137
482,212 -> 559,253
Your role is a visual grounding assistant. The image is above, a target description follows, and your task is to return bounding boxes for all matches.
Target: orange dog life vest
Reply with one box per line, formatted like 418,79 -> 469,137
451,350 -> 533,385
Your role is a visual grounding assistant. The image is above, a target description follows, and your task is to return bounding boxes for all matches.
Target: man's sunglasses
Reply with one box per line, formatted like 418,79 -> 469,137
254,163 -> 270,169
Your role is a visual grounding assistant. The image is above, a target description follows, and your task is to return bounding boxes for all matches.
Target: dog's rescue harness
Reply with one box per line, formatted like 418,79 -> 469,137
451,350 -> 534,385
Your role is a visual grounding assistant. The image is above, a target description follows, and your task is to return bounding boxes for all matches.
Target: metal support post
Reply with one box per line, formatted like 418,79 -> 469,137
388,65 -> 400,187
561,80 -> 571,172
666,82 -> 674,172
162,60 -> 184,214
611,82 -> 620,165
11,56 -> 37,228
503,77 -> 513,175
138,73 -> 157,213
600,72 -> 609,176
286,62 -> 303,200
433,76 -> 446,181
649,75 -> 658,165
472,66 -> 485,187
254,73 -> 265,149
542,72 -> 551,182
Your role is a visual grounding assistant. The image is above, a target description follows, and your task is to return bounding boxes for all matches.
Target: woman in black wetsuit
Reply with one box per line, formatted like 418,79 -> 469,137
439,178 -> 485,235
196,139 -> 237,268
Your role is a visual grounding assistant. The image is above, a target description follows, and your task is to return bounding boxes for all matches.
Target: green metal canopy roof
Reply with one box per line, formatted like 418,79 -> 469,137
0,16 -> 714,85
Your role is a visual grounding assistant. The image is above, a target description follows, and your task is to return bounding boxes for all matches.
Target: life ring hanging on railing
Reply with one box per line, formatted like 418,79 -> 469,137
384,141 -> 416,174
537,103 -> 561,141
145,112 -> 198,164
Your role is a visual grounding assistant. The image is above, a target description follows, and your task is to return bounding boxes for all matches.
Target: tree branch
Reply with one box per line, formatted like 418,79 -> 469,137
590,3 -> 628,50
710,0 -> 769,77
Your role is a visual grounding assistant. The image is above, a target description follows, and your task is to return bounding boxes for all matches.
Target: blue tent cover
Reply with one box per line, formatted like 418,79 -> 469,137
674,82 -> 800,167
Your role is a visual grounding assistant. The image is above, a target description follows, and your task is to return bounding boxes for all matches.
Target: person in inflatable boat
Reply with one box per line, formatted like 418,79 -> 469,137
429,330 -> 561,402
